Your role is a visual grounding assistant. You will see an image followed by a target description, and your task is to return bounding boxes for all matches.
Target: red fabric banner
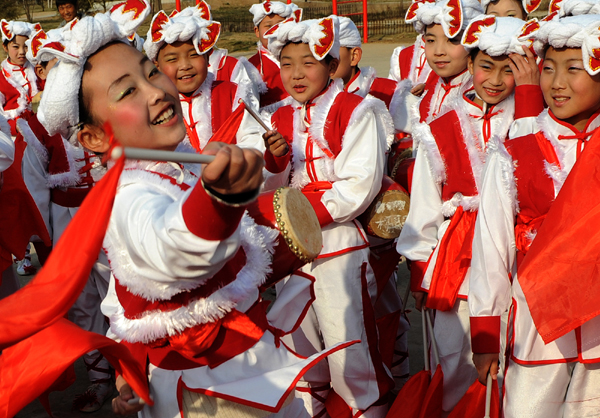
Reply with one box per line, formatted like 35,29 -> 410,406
426,206 -> 478,311
208,102 -> 246,145
447,379 -> 499,418
519,130 -> 600,343
386,370 -> 430,418
0,134 -> 51,259
0,318 -> 150,418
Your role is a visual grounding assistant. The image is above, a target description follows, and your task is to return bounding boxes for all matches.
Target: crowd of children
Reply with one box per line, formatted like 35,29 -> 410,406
2,0 -> 600,417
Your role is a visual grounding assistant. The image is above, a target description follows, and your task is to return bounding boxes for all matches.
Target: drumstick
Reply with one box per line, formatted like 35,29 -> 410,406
110,146 -> 216,164
238,99 -> 271,132
127,396 -> 146,406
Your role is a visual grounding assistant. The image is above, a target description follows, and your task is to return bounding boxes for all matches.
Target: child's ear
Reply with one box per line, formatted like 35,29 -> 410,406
350,47 -> 362,67
328,58 -> 339,77
254,26 -> 260,39
77,124 -> 110,153
34,64 -> 46,80
467,54 -> 475,76
2,44 -> 7,53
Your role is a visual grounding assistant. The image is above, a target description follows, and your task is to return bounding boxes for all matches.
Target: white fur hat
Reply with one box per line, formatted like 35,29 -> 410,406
518,14 -> 600,75
26,28 -> 65,66
249,1 -> 302,27
480,0 -> 542,15
36,0 -> 151,137
462,16 -> 528,56
1,20 -> 42,43
144,4 -> 221,62
405,0 -> 484,39
336,16 -> 362,48
265,15 -> 340,61
547,0 -> 600,17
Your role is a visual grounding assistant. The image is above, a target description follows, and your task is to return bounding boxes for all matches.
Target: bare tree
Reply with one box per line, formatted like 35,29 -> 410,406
22,0 -> 34,22
0,0 -> 20,20
96,0 -> 111,12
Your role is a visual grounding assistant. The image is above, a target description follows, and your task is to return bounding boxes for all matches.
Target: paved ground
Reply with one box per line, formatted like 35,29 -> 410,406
13,41 -> 418,417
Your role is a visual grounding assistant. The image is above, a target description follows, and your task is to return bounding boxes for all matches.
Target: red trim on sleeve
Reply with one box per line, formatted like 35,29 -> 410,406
182,183 -> 245,241
303,191 -> 334,228
514,85 -> 545,120
264,150 -> 290,174
410,260 -> 428,292
470,316 -> 501,354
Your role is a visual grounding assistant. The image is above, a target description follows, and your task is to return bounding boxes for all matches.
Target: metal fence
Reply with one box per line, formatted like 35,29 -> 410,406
216,3 -> 415,37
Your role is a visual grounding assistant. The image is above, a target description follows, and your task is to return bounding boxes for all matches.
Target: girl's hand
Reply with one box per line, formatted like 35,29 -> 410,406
112,375 -> 145,416
508,46 -> 540,87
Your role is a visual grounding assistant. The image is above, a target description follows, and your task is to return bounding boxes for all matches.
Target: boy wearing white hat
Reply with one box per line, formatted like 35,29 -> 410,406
262,16 -> 395,418
470,14 -> 600,418
145,5 -> 263,154
19,26 -> 114,412
248,1 -> 302,112
397,15 -> 543,413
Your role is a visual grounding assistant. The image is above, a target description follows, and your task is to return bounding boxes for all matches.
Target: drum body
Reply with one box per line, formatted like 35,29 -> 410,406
358,176 -> 410,240
246,187 -> 322,288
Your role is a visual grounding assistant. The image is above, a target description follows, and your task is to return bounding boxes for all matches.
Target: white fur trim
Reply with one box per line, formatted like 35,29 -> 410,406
537,109 -> 568,191
389,78 -> 414,132
441,193 -> 480,216
412,114 -> 446,184
238,56 -> 268,95
0,60 -> 37,120
109,213 -> 279,344
488,136 -> 519,212
388,46 -> 402,81
348,66 -> 377,99
349,94 -> 395,152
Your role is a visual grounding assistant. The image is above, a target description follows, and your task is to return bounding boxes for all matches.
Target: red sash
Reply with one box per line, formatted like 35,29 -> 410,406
426,206 -> 478,311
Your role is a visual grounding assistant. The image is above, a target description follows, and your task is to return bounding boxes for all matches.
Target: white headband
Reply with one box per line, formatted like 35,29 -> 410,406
336,16 -> 361,48
462,16 -> 528,56
249,1 -> 302,27
37,0 -> 151,137
265,16 -> 340,61
548,0 -> 600,17
405,0 -> 484,39
26,28 -> 65,66
144,5 -> 221,62
518,14 -> 600,75
480,0 -> 542,15
1,20 -> 42,43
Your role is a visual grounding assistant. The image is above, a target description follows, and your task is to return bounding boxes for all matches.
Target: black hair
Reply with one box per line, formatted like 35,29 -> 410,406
486,0 -> 527,18
469,47 -> 480,63
56,0 -> 77,7
40,61 -> 49,69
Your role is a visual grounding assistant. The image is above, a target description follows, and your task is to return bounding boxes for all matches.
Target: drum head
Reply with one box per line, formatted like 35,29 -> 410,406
274,188 -> 323,262
363,189 -> 410,240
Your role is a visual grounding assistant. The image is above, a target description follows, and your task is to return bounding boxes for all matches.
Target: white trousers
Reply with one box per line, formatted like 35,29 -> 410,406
504,360 -> 600,418
279,248 -> 392,417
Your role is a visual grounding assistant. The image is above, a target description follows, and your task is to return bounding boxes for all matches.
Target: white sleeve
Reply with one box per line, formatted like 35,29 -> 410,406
508,116 -> 538,139
0,130 -> 13,172
234,81 -> 267,153
322,101 -> 387,222
388,46 -> 403,82
21,134 -> 51,235
395,142 -> 444,262
469,142 -> 517,319
107,181 -> 242,292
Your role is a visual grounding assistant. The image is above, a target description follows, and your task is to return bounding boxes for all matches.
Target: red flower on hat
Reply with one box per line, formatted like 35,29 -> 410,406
462,16 -> 495,46
150,11 -> 169,43
446,0 -> 464,38
30,30 -> 47,58
313,17 -> 335,58
196,1 -> 211,19
525,0 -> 542,14
199,21 -> 220,53
293,9 -> 302,23
110,0 -> 147,19
264,1 -> 272,13
1,20 -> 13,41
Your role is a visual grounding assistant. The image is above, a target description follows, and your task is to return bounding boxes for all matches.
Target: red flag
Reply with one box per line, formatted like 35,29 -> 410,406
208,102 -> 247,145
0,134 -> 51,259
387,370 -> 430,418
0,318 -> 151,418
518,130 -> 600,343
447,379 -> 499,418
0,156 -> 124,350
325,389 -> 353,418
419,364 -> 443,418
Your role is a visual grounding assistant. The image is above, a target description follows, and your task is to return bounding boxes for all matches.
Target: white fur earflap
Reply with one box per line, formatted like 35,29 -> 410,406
462,16 -> 528,56
265,16 -> 341,61
548,0 -> 600,17
1,20 -> 41,43
250,1 -> 302,27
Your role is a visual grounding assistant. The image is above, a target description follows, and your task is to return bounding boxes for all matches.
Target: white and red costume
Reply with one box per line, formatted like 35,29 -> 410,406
469,14 -> 600,418
145,7 -> 264,153
397,15 -> 543,413
0,19 -> 41,136
263,16 -> 396,417
208,48 -> 266,99
388,35 -> 432,85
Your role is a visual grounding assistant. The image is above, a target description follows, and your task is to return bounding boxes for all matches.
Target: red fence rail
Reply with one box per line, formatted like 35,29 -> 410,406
332,0 -> 368,43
